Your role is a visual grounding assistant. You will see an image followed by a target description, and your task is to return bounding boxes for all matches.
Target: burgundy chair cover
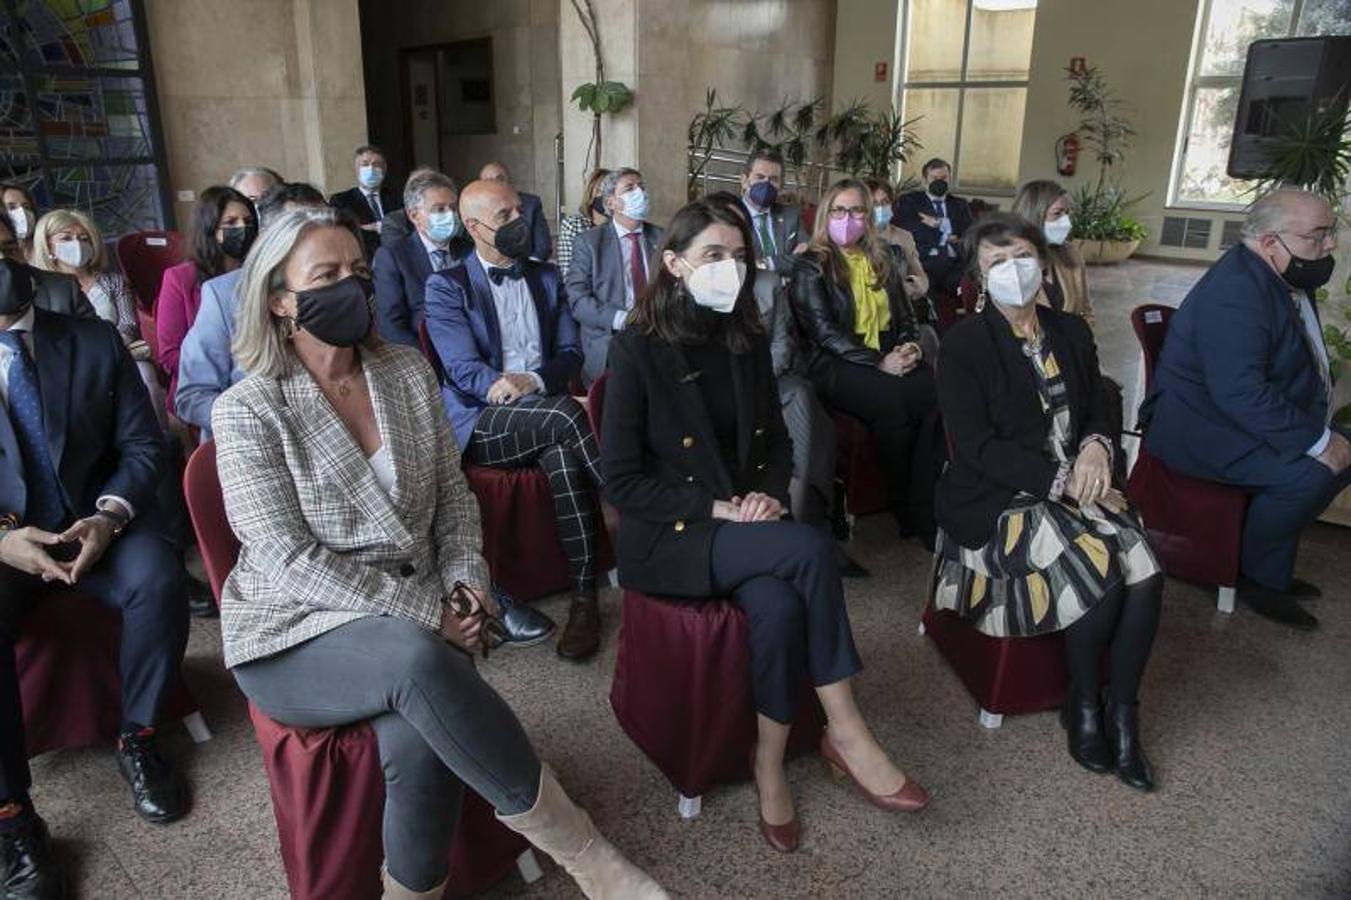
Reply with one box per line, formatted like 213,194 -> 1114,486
115,230 -> 183,311
920,602 -> 1069,716
610,590 -> 824,799
17,591 -> 197,757
463,465 -> 575,601
832,412 -> 890,516
248,706 -> 529,900
183,441 -> 239,605
1125,304 -> 1247,589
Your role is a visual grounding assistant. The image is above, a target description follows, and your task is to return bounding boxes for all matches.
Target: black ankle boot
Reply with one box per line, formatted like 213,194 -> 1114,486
1060,693 -> 1112,774
1106,701 -> 1154,792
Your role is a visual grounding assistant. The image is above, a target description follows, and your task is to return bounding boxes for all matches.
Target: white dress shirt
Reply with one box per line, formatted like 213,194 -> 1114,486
928,193 -> 955,258
1292,289 -> 1334,457
476,252 -> 544,392
1,307 -> 134,519
611,219 -> 649,331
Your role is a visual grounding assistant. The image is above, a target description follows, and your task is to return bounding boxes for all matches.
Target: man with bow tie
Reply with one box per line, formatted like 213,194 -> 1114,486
424,179 -> 608,662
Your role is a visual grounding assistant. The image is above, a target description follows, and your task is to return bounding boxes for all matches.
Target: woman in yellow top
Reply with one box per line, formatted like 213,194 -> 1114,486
1011,180 -> 1094,327
790,178 -> 943,547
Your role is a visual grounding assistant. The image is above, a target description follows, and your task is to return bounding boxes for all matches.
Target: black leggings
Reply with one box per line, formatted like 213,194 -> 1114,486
1062,574 -> 1164,705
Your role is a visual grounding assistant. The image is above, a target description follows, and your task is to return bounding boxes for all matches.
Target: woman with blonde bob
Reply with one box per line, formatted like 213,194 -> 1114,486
213,207 -> 666,900
789,178 -> 943,546
31,208 -> 166,424
1011,179 -> 1094,326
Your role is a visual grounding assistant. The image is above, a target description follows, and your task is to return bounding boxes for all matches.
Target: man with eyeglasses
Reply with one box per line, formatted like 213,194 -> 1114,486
1144,188 -> 1349,631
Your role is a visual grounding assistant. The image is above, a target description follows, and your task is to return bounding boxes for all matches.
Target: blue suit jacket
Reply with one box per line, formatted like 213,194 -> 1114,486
175,268 -> 246,433
372,231 -> 473,348
1,309 -> 165,528
424,254 -> 583,449
1145,244 -> 1330,480
519,192 -> 553,262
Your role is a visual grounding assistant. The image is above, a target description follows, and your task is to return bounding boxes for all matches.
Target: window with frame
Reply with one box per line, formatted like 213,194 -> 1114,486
1171,0 -> 1351,209
0,0 -> 174,238
898,0 -> 1038,192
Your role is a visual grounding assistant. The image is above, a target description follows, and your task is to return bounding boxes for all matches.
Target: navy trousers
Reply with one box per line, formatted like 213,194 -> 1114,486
0,527 -> 188,802
708,521 -> 862,723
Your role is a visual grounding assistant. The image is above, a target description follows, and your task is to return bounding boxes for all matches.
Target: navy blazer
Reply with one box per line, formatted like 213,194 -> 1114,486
1,309 -> 165,529
1145,244 -> 1330,479
519,192 -> 553,261
423,254 -> 583,449
894,190 -> 974,259
330,185 -> 402,260
372,231 -> 473,348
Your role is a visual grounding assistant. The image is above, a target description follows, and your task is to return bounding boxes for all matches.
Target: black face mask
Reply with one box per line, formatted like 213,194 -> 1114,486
928,179 -> 950,198
0,258 -> 33,316
488,216 -> 532,261
220,222 -> 258,261
590,197 -> 608,218
1276,236 -> 1335,291
293,275 -> 374,348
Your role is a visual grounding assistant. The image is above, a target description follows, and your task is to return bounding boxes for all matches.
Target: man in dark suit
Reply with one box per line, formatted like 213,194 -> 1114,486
425,179 -> 606,662
740,149 -> 805,274
0,214 -> 93,318
0,260 -> 189,897
564,167 -> 664,383
328,144 -> 401,261
894,157 -> 973,296
479,161 -> 552,261
1145,189 -> 1349,630
372,170 -> 473,348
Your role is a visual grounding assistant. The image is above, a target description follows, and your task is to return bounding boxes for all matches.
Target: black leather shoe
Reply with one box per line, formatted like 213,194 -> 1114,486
556,592 -> 601,660
1106,701 -> 1154,792
117,730 -> 187,824
186,578 -> 218,619
492,587 -> 556,647
1238,579 -> 1319,631
1286,577 -> 1322,599
2,812 -> 65,899
1060,694 -> 1112,774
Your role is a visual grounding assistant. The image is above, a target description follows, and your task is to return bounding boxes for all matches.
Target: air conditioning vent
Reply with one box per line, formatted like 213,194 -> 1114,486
1160,215 -> 1212,249
1220,219 -> 1244,250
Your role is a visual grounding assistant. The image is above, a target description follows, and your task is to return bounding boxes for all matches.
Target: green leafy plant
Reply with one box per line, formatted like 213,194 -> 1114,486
1068,184 -> 1148,242
1064,66 -> 1147,245
568,0 -> 633,177
687,89 -> 748,197
571,81 -> 634,116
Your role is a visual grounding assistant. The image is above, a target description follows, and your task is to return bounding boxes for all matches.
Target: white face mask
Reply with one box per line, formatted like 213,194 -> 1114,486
1044,215 -> 1072,246
985,257 -> 1043,307
8,207 -> 33,240
621,187 -> 649,222
54,238 -> 94,269
357,164 -> 384,190
681,256 -> 746,314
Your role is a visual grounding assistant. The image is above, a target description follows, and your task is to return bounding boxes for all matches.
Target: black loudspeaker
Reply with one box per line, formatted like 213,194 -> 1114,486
1227,35 -> 1351,179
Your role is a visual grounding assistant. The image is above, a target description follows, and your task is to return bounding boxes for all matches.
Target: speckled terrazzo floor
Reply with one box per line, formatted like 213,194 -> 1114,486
27,259 -> 1351,898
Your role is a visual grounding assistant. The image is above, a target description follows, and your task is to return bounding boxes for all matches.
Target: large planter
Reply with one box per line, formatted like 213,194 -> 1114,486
1071,237 -> 1141,264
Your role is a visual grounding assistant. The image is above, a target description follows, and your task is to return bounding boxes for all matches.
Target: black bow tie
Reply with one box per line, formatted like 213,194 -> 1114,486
487,263 -> 524,285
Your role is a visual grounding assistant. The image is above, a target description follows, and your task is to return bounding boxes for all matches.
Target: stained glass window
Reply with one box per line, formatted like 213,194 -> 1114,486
0,0 -> 172,238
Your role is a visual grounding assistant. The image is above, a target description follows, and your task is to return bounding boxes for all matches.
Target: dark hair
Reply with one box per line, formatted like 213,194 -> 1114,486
189,185 -> 253,281
257,182 -> 327,229
742,148 -> 785,176
863,177 -> 895,204
921,158 -> 951,178
962,212 -> 1049,283
628,197 -> 762,353
353,144 -> 385,161
0,181 -> 38,209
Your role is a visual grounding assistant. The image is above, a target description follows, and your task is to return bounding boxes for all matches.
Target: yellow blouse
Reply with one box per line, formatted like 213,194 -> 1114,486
844,249 -> 890,350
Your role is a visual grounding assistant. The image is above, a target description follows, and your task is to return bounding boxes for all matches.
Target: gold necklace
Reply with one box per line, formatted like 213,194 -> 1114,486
322,368 -> 361,398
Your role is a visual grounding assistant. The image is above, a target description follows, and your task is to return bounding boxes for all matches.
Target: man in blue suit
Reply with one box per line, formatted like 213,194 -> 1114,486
479,161 -> 552,261
425,179 -> 606,661
1145,189 -> 1349,630
372,170 -> 473,348
0,260 -> 190,896
176,182 -> 327,434
894,157 -> 974,297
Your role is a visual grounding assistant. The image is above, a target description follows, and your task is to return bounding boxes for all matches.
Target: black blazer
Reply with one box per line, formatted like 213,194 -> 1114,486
894,191 -> 974,259
789,246 -> 921,374
935,304 -> 1115,549
601,330 -> 792,597
329,185 -> 402,260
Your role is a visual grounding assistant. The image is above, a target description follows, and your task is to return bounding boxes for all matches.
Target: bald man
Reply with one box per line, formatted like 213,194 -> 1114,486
478,161 -> 552,261
424,179 -> 607,660
1145,188 -> 1349,630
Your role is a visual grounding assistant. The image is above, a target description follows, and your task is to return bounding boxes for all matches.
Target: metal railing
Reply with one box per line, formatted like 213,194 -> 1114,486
687,145 -> 839,206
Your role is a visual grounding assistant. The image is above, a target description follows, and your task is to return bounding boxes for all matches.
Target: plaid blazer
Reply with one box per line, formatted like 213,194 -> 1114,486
211,342 -> 489,668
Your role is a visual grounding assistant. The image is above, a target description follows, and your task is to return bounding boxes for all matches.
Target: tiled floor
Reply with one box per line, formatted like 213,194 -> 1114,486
27,258 -> 1351,898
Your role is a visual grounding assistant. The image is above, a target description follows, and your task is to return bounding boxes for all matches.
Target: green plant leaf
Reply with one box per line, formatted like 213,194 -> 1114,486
571,83 -> 598,113
593,81 -> 634,114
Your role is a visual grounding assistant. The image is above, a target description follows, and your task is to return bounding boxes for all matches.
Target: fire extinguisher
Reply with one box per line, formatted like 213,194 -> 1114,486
1055,133 -> 1080,177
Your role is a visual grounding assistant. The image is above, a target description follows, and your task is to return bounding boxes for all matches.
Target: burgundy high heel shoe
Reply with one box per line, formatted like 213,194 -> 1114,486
819,734 -> 930,812
749,750 -> 800,852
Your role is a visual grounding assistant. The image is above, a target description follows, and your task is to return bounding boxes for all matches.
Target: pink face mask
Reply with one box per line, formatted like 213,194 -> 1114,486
828,214 -> 866,247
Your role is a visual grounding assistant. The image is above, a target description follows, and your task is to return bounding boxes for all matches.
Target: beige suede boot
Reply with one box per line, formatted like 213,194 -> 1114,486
381,867 -> 446,899
496,768 -> 668,900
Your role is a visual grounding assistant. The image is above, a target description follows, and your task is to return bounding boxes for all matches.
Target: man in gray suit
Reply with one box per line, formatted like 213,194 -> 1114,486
0,213 -> 92,317
565,167 -> 664,383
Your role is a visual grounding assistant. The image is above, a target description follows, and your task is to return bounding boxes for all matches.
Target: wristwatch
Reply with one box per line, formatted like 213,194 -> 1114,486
93,502 -> 130,536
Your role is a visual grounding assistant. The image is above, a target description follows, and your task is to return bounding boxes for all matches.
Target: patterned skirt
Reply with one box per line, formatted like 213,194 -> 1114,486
931,496 -> 1162,638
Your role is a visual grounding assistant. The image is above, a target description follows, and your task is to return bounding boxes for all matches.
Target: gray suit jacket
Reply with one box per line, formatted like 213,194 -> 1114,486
29,266 -> 95,319
564,221 -> 664,383
748,203 -> 802,273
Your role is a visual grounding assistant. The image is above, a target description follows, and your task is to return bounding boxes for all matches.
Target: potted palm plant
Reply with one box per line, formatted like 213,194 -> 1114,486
1065,66 -> 1148,263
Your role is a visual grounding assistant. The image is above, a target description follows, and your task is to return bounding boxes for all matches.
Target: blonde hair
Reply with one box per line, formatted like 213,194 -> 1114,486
808,178 -> 895,290
1012,179 -> 1080,271
232,207 -> 376,378
31,208 -> 107,274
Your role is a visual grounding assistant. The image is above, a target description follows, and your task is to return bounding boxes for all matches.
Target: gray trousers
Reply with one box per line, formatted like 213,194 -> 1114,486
779,373 -> 836,527
233,616 -> 542,891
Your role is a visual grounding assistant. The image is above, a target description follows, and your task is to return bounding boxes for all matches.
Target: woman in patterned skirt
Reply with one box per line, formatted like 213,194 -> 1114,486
932,213 -> 1164,792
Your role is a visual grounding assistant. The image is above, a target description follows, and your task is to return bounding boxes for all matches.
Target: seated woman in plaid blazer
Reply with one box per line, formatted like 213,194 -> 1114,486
211,207 -> 665,900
